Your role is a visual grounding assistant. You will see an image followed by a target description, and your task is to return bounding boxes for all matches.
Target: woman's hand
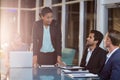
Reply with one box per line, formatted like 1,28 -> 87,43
33,55 -> 39,68
57,56 -> 66,67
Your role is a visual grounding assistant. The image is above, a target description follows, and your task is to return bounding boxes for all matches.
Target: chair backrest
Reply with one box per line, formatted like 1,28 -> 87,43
62,48 -> 76,65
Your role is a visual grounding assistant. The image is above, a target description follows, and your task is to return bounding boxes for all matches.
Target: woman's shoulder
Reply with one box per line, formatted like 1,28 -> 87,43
35,20 -> 43,24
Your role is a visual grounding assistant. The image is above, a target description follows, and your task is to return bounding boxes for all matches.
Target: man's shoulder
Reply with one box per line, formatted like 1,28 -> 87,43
114,48 -> 120,56
117,48 -> 120,51
96,47 -> 105,51
96,47 -> 108,54
111,48 -> 120,63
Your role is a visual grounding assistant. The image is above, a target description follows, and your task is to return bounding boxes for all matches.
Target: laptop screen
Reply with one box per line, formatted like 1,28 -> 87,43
9,51 -> 33,68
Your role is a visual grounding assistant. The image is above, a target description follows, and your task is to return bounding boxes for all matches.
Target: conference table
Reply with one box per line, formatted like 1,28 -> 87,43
1,66 -> 100,80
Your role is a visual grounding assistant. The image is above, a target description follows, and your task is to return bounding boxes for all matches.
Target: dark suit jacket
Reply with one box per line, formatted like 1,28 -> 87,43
99,48 -> 120,80
80,46 -> 107,74
33,20 -> 62,56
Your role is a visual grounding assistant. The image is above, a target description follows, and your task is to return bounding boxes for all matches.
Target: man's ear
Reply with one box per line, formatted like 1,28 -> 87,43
95,40 -> 98,44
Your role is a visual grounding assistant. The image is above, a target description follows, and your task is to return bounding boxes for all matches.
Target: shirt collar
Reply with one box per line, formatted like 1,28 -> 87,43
87,48 -> 94,52
43,25 -> 49,29
107,47 -> 119,58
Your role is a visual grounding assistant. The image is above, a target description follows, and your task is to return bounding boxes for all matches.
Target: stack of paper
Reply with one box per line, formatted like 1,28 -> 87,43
63,69 -> 89,74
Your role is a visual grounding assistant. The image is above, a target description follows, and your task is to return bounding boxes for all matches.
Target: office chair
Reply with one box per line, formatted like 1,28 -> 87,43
62,48 -> 76,65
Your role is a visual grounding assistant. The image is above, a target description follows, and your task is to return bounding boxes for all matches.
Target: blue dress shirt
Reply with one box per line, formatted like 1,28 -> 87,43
40,26 -> 55,53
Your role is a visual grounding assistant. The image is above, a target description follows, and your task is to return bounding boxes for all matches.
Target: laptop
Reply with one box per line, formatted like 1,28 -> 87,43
9,68 -> 33,80
9,51 -> 33,68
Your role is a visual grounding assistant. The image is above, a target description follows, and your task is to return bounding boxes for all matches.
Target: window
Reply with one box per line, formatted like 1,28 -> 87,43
66,0 -> 76,2
0,0 -> 36,46
21,0 -> 36,8
108,8 -> 120,32
84,0 -> 96,47
20,11 -> 35,43
65,3 -> 79,65
52,6 -> 62,27
52,0 -> 62,4
1,0 -> 18,7
39,0 -> 44,7
1,9 -> 18,43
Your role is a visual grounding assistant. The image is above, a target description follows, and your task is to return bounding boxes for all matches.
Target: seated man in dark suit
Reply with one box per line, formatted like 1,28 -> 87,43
80,30 -> 107,74
99,30 -> 120,80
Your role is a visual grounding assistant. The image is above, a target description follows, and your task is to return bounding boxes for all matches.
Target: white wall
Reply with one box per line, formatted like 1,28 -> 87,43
103,0 -> 120,4
96,0 -> 108,48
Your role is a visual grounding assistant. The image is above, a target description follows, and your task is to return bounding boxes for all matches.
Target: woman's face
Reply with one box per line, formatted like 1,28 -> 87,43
41,12 -> 53,26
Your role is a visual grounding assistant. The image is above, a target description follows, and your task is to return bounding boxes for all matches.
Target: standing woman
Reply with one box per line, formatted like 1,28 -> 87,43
33,7 -> 64,67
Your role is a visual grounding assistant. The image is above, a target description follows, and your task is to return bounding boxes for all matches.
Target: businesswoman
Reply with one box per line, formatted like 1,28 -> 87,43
33,7 -> 65,67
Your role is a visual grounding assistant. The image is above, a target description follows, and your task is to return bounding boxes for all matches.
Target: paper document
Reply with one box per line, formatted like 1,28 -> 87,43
63,69 -> 89,74
60,66 -> 83,70
67,73 -> 98,78
40,65 -> 55,67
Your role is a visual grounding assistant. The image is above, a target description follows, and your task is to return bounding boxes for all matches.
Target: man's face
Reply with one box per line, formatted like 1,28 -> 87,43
104,33 -> 111,48
41,12 -> 53,26
86,33 -> 97,47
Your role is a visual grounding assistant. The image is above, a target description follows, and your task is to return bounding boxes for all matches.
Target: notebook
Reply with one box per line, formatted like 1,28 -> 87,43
9,51 -> 33,68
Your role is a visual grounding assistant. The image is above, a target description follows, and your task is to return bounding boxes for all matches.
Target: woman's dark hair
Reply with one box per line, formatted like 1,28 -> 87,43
90,30 -> 103,46
108,30 -> 120,46
39,7 -> 53,17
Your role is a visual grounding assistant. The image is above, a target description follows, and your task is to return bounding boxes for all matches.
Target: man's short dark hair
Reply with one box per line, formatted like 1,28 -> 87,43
108,30 -> 120,46
39,7 -> 53,17
90,30 -> 103,46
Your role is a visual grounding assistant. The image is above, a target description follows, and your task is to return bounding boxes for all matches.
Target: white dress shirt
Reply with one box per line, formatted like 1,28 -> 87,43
86,48 -> 93,66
